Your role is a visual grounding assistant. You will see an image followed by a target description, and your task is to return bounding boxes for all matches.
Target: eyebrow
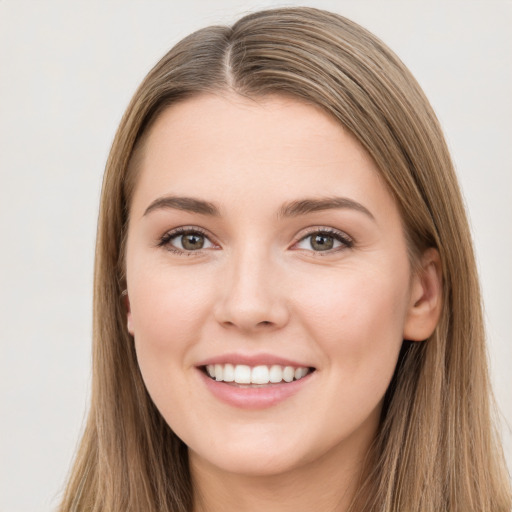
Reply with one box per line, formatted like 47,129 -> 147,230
143,195 -> 374,221
278,197 -> 375,220
144,196 -> 220,217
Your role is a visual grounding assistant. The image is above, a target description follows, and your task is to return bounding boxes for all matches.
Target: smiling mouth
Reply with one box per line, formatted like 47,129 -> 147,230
202,364 -> 315,385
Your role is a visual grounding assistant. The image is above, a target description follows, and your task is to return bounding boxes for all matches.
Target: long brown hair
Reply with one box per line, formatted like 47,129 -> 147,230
58,7 -> 511,511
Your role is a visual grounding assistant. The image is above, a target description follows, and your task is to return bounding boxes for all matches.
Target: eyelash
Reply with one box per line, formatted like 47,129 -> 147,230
293,227 -> 354,254
158,226 -> 215,255
157,226 -> 354,255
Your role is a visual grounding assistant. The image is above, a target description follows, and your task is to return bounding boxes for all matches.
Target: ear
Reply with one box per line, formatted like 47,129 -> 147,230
123,291 -> 134,335
403,248 -> 443,342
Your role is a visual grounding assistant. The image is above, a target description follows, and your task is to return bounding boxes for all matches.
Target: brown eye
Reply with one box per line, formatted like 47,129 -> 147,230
181,233 -> 205,250
310,234 -> 334,251
294,229 -> 353,253
160,229 -> 215,253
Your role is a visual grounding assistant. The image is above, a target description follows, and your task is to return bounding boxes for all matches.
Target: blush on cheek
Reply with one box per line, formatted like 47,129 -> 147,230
300,270 -> 407,372
131,274 -> 205,333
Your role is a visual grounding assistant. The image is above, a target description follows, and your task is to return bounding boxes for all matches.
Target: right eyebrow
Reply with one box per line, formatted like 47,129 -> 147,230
278,196 -> 375,221
143,196 -> 220,217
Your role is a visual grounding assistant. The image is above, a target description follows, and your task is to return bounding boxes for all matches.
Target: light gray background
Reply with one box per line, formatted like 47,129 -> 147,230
1,1 -> 511,511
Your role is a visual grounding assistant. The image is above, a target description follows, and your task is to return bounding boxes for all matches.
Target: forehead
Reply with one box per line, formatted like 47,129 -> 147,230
130,93 -> 396,221
142,92 -> 373,168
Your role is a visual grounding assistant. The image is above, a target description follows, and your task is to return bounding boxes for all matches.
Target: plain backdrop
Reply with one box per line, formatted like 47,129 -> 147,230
0,1 -> 511,511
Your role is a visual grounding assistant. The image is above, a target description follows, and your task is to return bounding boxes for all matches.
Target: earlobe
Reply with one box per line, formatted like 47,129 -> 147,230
123,291 -> 134,335
403,248 -> 443,342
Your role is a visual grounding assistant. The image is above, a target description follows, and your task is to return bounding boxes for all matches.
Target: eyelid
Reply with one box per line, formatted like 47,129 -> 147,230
157,225 -> 352,255
291,226 -> 354,252
157,225 -> 219,254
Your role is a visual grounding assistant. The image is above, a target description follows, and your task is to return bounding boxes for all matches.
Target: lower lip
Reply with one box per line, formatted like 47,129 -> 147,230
198,369 -> 314,409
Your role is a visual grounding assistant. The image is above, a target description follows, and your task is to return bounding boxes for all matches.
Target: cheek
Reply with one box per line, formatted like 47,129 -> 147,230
127,265 -> 218,428
128,263 -> 214,350
126,263 -> 218,411
289,266 -> 410,444
295,264 -> 410,375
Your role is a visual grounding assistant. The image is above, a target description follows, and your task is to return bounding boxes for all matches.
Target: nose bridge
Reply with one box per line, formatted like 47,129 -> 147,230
215,240 -> 289,331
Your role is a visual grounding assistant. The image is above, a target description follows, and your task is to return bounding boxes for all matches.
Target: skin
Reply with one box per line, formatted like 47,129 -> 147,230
125,93 -> 442,512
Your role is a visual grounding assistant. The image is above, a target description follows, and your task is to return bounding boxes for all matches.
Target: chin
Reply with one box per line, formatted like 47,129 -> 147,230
190,444 -> 309,478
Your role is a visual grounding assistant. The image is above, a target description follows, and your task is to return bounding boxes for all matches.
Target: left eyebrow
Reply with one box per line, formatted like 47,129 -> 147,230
278,197 -> 375,221
143,196 -> 220,217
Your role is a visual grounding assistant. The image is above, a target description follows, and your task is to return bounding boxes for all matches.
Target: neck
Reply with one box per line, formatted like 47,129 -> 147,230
190,442 -> 369,512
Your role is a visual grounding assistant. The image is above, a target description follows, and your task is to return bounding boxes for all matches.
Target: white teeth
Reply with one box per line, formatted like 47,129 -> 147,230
214,364 -> 223,381
205,363 -> 311,384
283,366 -> 294,382
295,367 -> 307,380
251,365 -> 270,384
234,364 -> 252,384
223,363 -> 235,382
269,365 -> 283,383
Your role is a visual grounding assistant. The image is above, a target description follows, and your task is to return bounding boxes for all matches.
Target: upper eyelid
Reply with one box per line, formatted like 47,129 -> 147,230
291,227 -> 354,254
161,225 -> 211,238
158,226 -> 217,248
157,225 -> 353,249
294,226 -> 353,242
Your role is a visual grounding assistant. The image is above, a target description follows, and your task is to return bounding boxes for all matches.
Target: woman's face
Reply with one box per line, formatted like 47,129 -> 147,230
125,93 -> 428,478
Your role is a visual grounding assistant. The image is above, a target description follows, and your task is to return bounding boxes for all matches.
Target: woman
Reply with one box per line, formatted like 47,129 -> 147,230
58,6 -> 511,512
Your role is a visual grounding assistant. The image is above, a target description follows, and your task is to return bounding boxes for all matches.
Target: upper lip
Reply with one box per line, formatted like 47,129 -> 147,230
195,352 -> 314,369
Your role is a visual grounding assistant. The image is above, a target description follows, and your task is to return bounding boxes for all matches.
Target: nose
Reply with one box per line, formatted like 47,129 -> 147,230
213,247 -> 290,333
